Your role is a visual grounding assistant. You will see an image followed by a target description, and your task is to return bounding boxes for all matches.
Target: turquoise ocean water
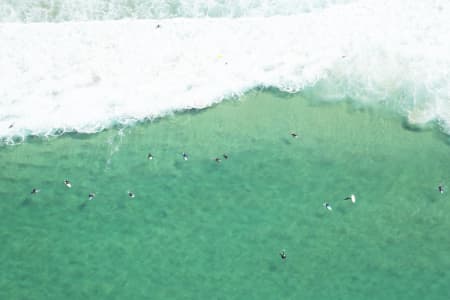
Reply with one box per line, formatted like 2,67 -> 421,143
1,91 -> 450,299
2,0 -> 450,299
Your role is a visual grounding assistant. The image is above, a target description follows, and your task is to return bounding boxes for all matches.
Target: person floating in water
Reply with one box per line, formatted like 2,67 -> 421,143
280,249 -> 287,260
64,179 -> 72,188
128,191 -> 135,198
182,152 -> 188,160
215,157 -> 221,163
323,202 -> 332,211
31,188 -> 40,194
438,185 -> 444,194
344,194 -> 356,203
88,193 -> 96,201
147,153 -> 153,160
291,132 -> 298,138
223,154 -> 228,160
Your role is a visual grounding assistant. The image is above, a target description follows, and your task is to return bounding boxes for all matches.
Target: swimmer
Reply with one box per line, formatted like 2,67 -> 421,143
215,157 -> 221,163
88,193 -> 96,200
156,24 -> 161,29
182,152 -> 188,160
438,185 -> 444,194
147,153 -> 153,160
8,123 -> 14,129
280,249 -> 287,260
31,188 -> 40,194
344,194 -> 356,203
291,132 -> 298,138
223,154 -> 228,159
128,191 -> 135,198
64,179 -> 72,188
323,202 -> 332,211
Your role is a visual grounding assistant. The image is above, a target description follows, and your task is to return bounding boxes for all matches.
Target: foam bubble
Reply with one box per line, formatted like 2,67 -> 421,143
1,0 -> 450,144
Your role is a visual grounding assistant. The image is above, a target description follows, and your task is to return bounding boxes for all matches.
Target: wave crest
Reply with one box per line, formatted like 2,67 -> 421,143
1,0 -> 450,144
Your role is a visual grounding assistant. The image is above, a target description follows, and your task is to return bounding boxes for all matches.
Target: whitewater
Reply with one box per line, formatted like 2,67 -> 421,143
1,0 -> 450,144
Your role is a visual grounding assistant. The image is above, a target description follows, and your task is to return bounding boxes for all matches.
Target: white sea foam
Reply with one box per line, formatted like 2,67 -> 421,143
0,0 -> 355,22
1,0 -> 450,143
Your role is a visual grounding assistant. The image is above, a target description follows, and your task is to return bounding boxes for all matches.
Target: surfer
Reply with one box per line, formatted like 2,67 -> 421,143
147,153 -> 153,160
280,249 -> 287,260
31,188 -> 40,194
182,152 -> 188,160
64,179 -> 72,188
215,157 -> 221,163
291,132 -> 298,138
323,202 -> 332,211
344,194 -> 356,203
438,185 -> 444,194
128,191 -> 135,198
88,193 -> 96,201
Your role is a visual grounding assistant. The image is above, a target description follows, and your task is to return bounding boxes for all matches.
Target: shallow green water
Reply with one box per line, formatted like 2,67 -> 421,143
1,91 -> 450,299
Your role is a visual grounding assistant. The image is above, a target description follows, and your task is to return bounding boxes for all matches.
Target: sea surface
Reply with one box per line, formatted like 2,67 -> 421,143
1,0 -> 450,142
1,91 -> 450,299
1,0 -> 450,299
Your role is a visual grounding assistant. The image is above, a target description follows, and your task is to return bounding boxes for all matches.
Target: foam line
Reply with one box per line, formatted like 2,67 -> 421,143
1,0 -> 450,143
